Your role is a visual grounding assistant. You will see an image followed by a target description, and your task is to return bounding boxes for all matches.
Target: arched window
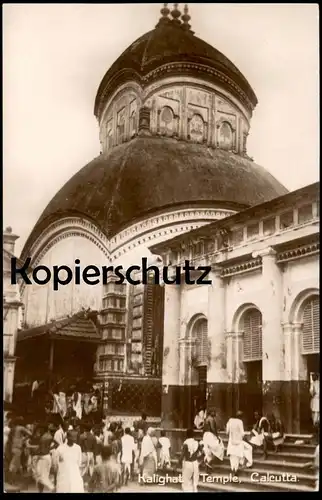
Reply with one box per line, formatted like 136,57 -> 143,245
302,296 -> 319,354
106,123 -> 113,150
189,114 -> 204,143
191,317 -> 208,366
129,111 -> 137,138
160,106 -> 175,137
241,309 -> 262,361
218,121 -> 233,150
117,108 -> 126,144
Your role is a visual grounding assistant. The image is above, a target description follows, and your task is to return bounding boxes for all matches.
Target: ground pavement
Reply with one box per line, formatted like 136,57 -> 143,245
4,481 -> 181,494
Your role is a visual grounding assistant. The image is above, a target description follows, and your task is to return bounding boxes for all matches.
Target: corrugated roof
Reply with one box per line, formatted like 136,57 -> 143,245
17,316 -> 101,343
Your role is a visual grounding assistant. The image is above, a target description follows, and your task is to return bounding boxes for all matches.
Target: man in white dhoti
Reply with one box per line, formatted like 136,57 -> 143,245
310,373 -> 320,429
35,424 -> 55,492
180,429 -> 202,492
56,430 -> 84,493
226,411 -> 252,476
202,421 -> 224,469
158,430 -> 171,469
139,428 -> 158,481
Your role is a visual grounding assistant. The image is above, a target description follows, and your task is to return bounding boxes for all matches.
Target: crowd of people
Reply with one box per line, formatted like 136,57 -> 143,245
4,402 -> 319,493
4,411 -> 173,493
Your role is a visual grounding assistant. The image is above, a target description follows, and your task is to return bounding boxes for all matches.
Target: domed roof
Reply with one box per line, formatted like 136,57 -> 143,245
94,18 -> 258,120
23,137 -> 287,255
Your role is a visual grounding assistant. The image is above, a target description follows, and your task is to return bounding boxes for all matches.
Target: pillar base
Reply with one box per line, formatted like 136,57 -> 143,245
161,385 -> 205,428
207,382 -> 249,430
263,380 -> 310,434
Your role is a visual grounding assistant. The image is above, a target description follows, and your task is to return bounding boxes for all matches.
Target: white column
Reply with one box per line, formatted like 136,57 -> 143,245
253,247 -> 284,417
292,322 -> 307,381
162,284 -> 181,388
207,266 -> 226,383
283,323 -> 293,381
253,247 -> 284,382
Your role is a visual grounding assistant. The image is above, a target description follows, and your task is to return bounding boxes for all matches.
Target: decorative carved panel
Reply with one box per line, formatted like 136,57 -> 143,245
218,121 -> 234,150
187,88 -> 211,108
106,119 -> 113,150
159,88 -> 181,102
129,99 -> 138,138
188,114 -> 205,143
117,107 -> 126,144
159,106 -> 177,137
216,96 -> 236,115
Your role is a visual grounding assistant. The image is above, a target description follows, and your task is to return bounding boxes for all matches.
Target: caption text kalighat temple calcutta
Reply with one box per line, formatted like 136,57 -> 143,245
4,5 -> 319,434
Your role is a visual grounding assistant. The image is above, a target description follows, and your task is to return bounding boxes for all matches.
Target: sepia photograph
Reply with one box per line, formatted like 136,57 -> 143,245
3,2 -> 319,493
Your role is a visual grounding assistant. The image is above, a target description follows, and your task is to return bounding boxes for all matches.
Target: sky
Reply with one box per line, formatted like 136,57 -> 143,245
3,3 -> 319,254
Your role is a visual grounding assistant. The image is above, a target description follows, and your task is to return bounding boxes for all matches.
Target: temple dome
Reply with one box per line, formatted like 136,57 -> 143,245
22,136 -> 287,255
94,18 -> 258,121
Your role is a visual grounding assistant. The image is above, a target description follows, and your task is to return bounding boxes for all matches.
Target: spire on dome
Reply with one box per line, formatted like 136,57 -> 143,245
155,3 -> 171,27
171,3 -> 182,25
181,4 -> 193,33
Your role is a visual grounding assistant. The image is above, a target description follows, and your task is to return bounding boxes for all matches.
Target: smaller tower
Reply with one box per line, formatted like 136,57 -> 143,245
171,3 -> 182,25
181,4 -> 193,34
156,3 -> 171,27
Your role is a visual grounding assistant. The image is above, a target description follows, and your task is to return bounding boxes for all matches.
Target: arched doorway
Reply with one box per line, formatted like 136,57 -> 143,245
190,316 -> 209,421
240,308 -> 263,427
300,295 -> 319,432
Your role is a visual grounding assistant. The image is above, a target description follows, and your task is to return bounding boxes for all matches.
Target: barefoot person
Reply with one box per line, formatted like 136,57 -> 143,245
180,428 -> 203,492
89,445 -> 121,493
56,430 -> 84,493
202,421 -> 224,469
139,427 -> 158,481
310,373 -> 320,430
226,411 -> 252,476
158,430 -> 171,469
121,428 -> 136,485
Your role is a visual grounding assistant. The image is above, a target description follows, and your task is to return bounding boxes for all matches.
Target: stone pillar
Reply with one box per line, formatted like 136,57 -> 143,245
206,266 -> 227,427
282,322 -> 308,432
161,284 -> 181,428
225,331 -> 247,424
253,247 -> 284,419
3,227 -> 21,403
293,323 -> 310,433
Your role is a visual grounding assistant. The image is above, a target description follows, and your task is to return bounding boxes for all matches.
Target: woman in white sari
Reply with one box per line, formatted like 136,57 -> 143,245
202,421 -> 224,468
139,428 -> 158,480
226,411 -> 252,476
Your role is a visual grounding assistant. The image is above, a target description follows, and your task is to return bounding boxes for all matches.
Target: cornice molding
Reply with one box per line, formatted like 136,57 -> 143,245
221,257 -> 262,278
111,207 -> 235,258
25,217 -> 110,264
276,241 -> 319,264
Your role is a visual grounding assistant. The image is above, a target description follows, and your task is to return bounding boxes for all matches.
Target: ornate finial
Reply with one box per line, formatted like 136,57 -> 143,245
181,4 -> 192,32
171,3 -> 182,25
156,3 -> 171,27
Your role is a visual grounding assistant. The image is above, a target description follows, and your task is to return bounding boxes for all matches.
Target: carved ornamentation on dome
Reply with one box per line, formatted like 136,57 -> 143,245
129,111 -> 137,138
218,121 -> 234,151
117,108 -> 126,144
188,114 -> 205,143
159,106 -> 177,137
106,119 -> 113,150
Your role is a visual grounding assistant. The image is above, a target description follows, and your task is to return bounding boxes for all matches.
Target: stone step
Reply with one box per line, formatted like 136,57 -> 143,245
208,456 -> 315,476
175,449 -> 314,465
217,437 -> 316,455
159,466 -> 316,492
171,458 -> 316,485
